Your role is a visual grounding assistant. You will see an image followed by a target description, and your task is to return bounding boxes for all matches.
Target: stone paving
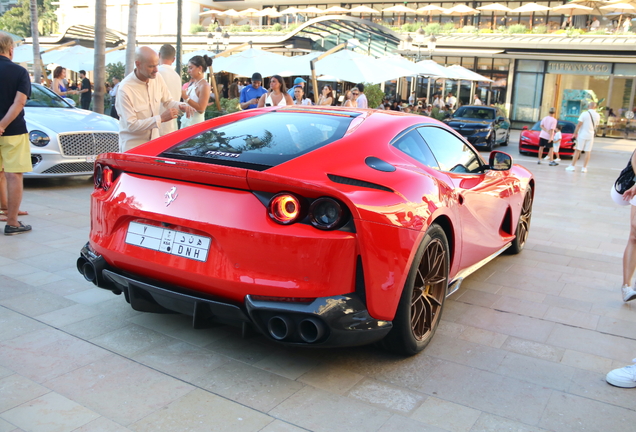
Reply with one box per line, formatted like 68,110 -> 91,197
2,131 -> 636,432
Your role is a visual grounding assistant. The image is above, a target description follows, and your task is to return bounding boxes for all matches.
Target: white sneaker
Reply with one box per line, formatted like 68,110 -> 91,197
606,359 -> 636,388
581,167 -> 588,173
544,155 -> 550,160
555,158 -> 561,162
565,166 -> 576,172
622,285 -> 636,302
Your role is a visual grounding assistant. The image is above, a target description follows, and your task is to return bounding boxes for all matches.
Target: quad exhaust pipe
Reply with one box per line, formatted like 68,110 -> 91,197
266,315 -> 326,343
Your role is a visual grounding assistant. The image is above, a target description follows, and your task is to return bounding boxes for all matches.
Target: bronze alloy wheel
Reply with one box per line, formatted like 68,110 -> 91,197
507,185 -> 533,255
411,238 -> 447,341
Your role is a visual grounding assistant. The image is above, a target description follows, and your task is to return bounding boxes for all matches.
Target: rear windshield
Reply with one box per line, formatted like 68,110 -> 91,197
161,112 -> 355,170
530,121 -> 575,134
453,107 -> 495,120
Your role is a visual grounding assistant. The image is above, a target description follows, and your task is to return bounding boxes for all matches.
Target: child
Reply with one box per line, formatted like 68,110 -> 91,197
544,123 -> 562,162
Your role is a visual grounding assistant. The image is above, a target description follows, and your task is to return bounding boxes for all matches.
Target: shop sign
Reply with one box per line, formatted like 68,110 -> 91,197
547,62 -> 612,75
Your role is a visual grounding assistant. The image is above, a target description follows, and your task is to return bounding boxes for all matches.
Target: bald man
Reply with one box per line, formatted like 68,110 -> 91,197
116,46 -> 195,152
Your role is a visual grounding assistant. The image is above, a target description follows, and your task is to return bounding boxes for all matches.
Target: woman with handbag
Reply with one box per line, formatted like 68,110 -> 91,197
611,149 -> 636,302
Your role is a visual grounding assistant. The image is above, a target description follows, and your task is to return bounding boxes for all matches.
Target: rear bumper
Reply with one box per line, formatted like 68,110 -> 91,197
78,243 -> 392,347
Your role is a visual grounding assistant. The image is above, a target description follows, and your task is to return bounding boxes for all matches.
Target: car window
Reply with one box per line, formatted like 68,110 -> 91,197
392,129 -> 439,169
454,106 -> 495,120
26,85 -> 71,108
417,126 -> 484,174
161,112 -> 354,171
558,121 -> 575,133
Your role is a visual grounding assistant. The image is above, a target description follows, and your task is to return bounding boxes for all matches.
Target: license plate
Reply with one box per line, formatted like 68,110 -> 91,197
125,222 -> 210,262
86,155 -> 96,163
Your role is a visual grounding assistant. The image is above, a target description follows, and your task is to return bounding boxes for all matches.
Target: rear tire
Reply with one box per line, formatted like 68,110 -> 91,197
380,224 -> 449,355
507,185 -> 533,255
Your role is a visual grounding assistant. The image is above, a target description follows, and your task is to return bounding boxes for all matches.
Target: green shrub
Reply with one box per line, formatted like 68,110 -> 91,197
272,23 -> 282,31
240,24 -> 251,32
478,28 -> 493,34
531,25 -> 547,34
442,22 -> 456,33
105,62 -> 124,81
553,29 -> 566,35
362,83 -> 384,110
566,28 -> 583,37
288,23 -> 299,31
588,29 -> 608,35
190,24 -> 204,34
508,24 -> 527,34
401,23 -> 418,32
205,98 -> 241,120
459,25 -> 478,34
497,26 -> 507,33
424,23 -> 441,35
431,107 -> 448,121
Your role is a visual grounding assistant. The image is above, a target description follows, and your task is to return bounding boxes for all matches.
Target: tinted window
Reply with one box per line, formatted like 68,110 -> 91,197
26,85 -> 72,108
392,129 -> 439,169
417,127 -> 483,173
453,107 -> 495,120
530,120 -> 575,134
161,112 -> 354,170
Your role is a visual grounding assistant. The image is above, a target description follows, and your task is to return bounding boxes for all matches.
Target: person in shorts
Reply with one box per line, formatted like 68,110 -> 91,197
611,149 -> 636,302
0,33 -> 32,235
566,101 -> 601,173
538,107 -> 558,166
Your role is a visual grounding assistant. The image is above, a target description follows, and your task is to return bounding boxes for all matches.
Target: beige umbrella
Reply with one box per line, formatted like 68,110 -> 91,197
199,9 -> 225,17
280,6 -> 302,26
238,8 -> 260,27
476,3 -> 511,29
417,5 -> 448,23
569,0 -> 606,16
510,3 -> 552,29
323,6 -> 349,14
301,6 -> 327,14
601,2 -> 636,32
256,7 -> 277,17
383,5 -> 417,27
445,4 -> 479,27
552,3 -> 594,15
350,5 -> 380,20
220,9 -> 240,17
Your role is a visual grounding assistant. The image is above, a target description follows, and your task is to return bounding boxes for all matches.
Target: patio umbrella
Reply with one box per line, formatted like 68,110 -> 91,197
42,45 -> 95,72
280,6 -> 302,25
551,3 -> 594,16
315,49 -> 419,84
219,9 -> 240,17
383,5 -> 417,26
601,2 -> 636,31
415,59 -> 456,78
12,44 -> 34,63
571,0 -> 612,16
510,3 -> 552,29
323,6 -> 350,14
444,4 -> 479,27
198,9 -> 225,17
238,8 -> 260,26
213,48 -> 294,77
476,3 -> 512,29
301,6 -> 327,15
350,5 -> 380,20
446,65 -> 493,82
416,5 -> 448,23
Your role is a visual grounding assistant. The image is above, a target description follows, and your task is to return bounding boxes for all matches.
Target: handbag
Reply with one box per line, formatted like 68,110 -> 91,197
615,152 -> 636,195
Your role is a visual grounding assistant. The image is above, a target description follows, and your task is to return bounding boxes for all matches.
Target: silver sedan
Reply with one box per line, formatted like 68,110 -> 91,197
25,84 -> 119,178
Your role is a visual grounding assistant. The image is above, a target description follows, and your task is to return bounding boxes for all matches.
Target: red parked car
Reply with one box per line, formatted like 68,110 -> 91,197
519,120 -> 577,157
78,106 -> 534,355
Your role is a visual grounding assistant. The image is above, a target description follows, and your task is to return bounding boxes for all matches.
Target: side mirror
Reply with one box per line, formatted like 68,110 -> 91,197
489,150 -> 512,171
522,125 -> 528,130
496,116 -> 505,123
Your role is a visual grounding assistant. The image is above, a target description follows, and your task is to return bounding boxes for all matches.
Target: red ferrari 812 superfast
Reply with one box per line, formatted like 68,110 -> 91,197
78,106 -> 534,355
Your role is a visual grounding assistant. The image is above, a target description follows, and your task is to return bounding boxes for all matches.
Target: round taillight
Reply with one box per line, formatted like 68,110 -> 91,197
268,193 -> 302,225
102,167 -> 113,191
309,197 -> 347,230
94,164 -> 103,188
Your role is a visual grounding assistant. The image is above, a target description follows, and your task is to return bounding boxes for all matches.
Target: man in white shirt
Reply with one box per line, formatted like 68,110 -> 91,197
355,83 -> 368,109
566,101 -> 601,173
157,44 -> 182,136
590,17 -> 600,31
408,91 -> 416,105
473,95 -> 483,105
446,92 -> 457,109
116,46 -> 194,152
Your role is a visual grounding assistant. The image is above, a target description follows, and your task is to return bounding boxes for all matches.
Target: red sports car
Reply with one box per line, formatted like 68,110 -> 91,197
78,106 -> 534,355
519,120 -> 576,157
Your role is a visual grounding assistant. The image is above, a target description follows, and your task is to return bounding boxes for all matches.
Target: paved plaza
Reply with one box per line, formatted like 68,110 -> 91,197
1,131 -> 636,432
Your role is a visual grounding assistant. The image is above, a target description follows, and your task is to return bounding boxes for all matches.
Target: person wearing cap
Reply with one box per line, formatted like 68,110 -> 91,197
240,73 -> 268,110
538,107 -> 558,166
288,77 -> 306,100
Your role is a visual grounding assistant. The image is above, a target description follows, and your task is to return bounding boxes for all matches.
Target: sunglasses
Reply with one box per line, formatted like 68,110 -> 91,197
352,92 -> 359,95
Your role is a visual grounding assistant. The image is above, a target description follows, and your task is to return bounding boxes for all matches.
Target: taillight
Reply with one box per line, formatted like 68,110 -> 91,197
94,163 -> 114,191
309,197 -> 348,230
268,193 -> 303,225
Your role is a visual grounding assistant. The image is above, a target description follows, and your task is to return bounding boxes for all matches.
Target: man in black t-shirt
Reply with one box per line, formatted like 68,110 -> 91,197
78,70 -> 92,110
0,34 -> 32,235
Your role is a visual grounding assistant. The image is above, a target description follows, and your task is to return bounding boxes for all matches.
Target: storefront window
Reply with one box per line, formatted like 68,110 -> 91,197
606,77 -> 635,138
512,71 -> 544,122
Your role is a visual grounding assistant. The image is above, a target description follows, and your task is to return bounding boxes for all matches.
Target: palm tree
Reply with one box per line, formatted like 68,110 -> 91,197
29,0 -> 41,84
94,0 -> 106,113
125,0 -> 138,75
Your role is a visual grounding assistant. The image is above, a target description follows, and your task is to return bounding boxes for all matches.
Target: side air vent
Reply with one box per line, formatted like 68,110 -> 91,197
327,174 -> 393,192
